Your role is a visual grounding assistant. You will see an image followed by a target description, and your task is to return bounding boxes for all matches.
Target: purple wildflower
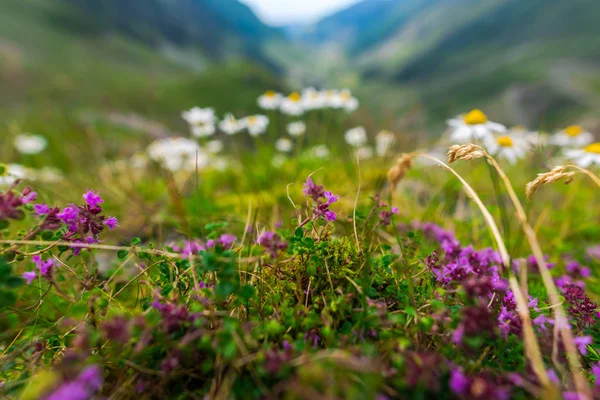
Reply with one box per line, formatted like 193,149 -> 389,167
303,177 -> 324,201
218,234 -> 237,249
592,362 -> 600,385
449,368 -> 469,396
83,190 -> 103,208
21,187 -> 37,204
574,336 -> 592,355
34,203 -> 50,215
257,231 -> 287,258
566,261 -> 591,279
103,217 -> 118,231
46,382 -> 89,400
22,271 -> 36,285
33,255 -> 54,277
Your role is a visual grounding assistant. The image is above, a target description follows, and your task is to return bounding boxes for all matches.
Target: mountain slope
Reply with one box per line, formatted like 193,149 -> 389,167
302,0 -> 600,126
63,0 -> 281,68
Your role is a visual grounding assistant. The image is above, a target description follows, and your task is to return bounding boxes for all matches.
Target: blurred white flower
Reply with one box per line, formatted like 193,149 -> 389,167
447,109 -> 506,143
14,133 -> 48,154
191,124 -> 216,138
375,130 -> 395,157
147,137 -> 208,172
483,133 -> 531,164
182,107 -> 216,137
550,125 -> 594,147
219,113 -> 243,135
311,144 -> 330,159
36,167 -> 63,183
509,126 -> 548,147
301,87 -> 326,111
564,142 -> 600,168
356,146 -> 374,160
257,90 -> 282,110
271,154 -> 287,168
287,121 -> 306,137
0,163 -> 29,186
181,107 -> 215,125
345,126 -> 367,147
280,92 -> 304,116
206,140 -> 224,154
213,157 -> 229,171
275,138 -> 293,153
339,89 -> 359,113
240,115 -> 269,136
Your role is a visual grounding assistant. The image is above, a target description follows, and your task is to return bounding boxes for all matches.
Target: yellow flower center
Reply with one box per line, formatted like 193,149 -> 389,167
584,142 -> 600,154
340,92 -> 351,100
464,109 -> 488,125
565,125 -> 583,137
288,92 -> 301,102
247,116 -> 257,125
496,136 -> 514,147
264,90 -> 277,98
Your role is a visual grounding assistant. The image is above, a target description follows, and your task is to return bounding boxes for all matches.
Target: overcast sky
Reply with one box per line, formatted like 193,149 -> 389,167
240,0 -> 361,26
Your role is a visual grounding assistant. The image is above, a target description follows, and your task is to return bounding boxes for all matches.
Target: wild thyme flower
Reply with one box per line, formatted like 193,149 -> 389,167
83,190 -> 104,208
303,177 -> 324,201
0,186 -> 37,221
34,203 -> 50,215
45,364 -> 102,400
104,217 -> 118,231
33,255 -> 54,277
574,336 -> 592,355
563,284 -> 598,327
22,271 -> 36,285
565,261 -> 591,279
257,231 -> 287,258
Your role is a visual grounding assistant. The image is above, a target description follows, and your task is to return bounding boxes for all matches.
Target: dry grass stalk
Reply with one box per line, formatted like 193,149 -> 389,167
447,144 -> 486,163
479,153 -> 591,397
387,154 -> 413,190
525,166 -> 576,200
387,151 -> 549,386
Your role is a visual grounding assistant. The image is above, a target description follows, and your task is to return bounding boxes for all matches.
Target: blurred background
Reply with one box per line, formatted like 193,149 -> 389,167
1,0 -> 599,143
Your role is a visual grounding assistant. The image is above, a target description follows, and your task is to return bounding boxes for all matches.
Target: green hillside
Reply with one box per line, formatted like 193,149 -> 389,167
298,0 -> 600,127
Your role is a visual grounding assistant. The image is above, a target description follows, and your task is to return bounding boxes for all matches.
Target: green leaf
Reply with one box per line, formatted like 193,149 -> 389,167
117,249 -> 129,259
131,237 -> 142,246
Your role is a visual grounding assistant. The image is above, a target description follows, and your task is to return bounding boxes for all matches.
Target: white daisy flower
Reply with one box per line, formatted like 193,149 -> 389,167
14,133 -> 48,155
310,144 -> 330,159
287,121 -> 306,137
339,89 -> 359,113
550,125 -> 594,147
181,107 -> 215,125
271,154 -> 287,168
509,126 -> 548,147
191,123 -> 216,138
240,115 -> 269,136
130,153 -> 148,169
375,130 -> 395,157
275,138 -> 293,153
483,133 -> 531,164
257,90 -> 282,110
300,88 -> 326,110
564,142 -> 600,168
345,126 -> 367,147
356,146 -> 374,160
280,92 -> 304,116
0,163 -> 29,186
206,140 -> 224,154
219,113 -> 243,135
447,109 -> 506,143
181,107 -> 216,138
147,137 -> 207,172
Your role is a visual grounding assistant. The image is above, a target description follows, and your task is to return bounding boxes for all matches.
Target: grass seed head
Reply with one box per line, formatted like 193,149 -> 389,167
447,144 -> 485,163
388,154 -> 413,189
525,166 -> 575,200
